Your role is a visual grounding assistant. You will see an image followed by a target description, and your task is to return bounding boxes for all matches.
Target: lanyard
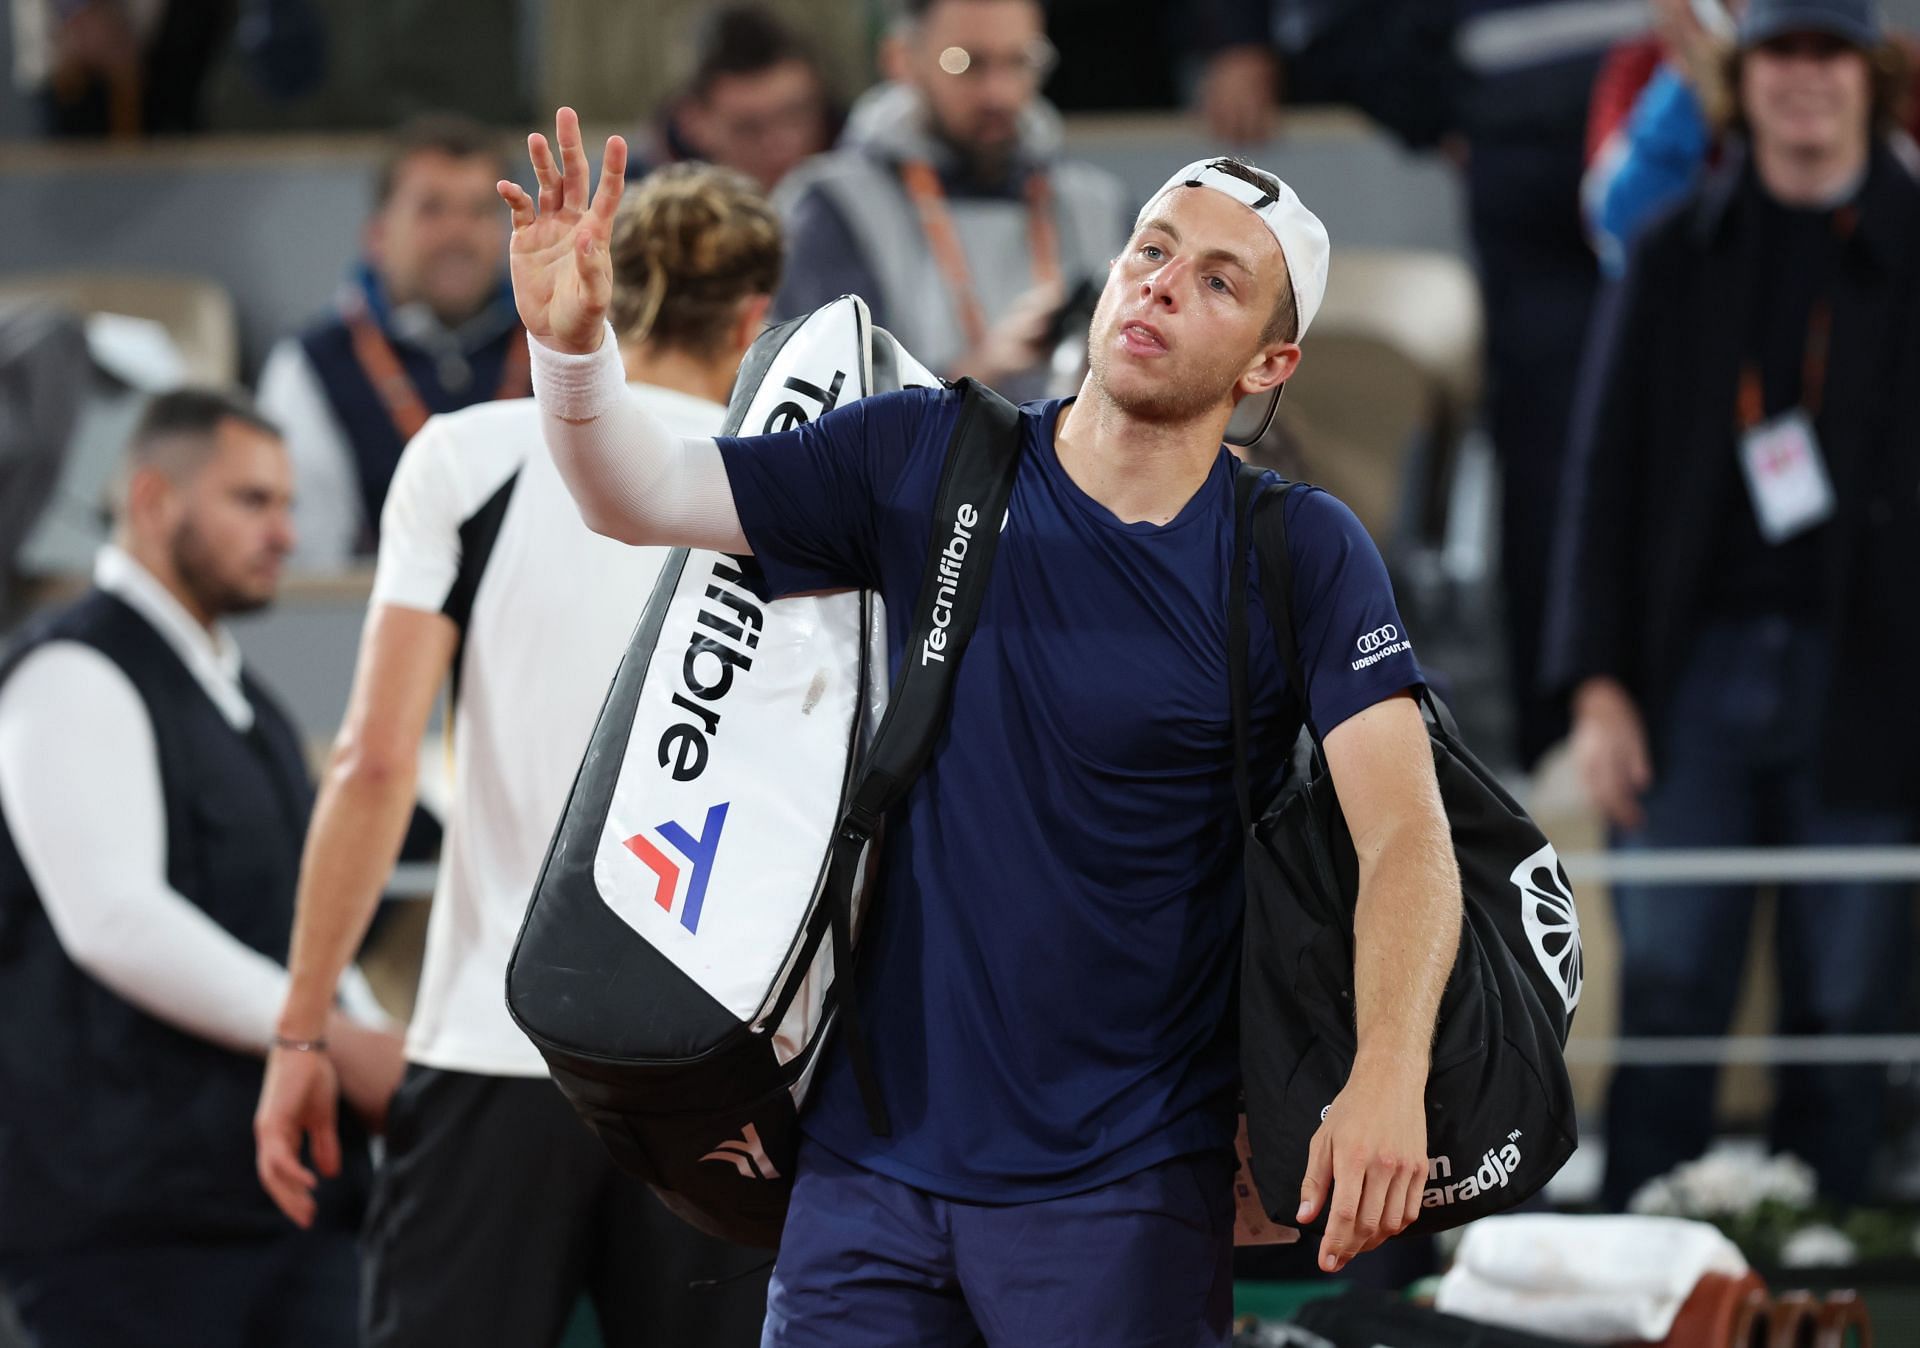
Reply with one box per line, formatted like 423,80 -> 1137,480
343,295 -> 531,444
1736,204 -> 1857,431
897,160 -> 1061,354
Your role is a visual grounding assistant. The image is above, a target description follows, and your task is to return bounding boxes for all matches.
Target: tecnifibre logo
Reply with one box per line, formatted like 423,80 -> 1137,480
624,803 -> 729,935
658,559 -> 765,783
701,1123 -> 782,1181
918,502 -> 980,666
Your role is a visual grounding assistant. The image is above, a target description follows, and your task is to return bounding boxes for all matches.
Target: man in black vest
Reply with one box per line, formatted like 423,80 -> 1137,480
0,389 -> 403,1347
258,115 -> 528,570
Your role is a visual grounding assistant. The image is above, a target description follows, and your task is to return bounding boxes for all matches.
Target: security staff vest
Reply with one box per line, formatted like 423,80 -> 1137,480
0,589 -> 364,1254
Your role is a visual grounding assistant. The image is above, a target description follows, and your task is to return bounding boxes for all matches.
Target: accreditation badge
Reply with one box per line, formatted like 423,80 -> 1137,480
1738,410 -> 1838,544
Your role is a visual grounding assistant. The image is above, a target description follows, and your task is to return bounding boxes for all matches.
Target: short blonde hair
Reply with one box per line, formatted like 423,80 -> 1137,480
609,163 -> 785,357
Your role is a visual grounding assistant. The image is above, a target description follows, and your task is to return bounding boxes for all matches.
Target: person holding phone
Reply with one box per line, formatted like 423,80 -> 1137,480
769,0 -> 1129,401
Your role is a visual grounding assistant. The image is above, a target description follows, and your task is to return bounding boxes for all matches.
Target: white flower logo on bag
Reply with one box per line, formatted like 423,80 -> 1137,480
1511,842 -> 1582,1014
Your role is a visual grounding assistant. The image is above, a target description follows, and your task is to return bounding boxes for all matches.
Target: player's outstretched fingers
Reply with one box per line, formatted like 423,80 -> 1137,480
529,132 -> 562,214
498,180 -> 536,230
590,136 -> 629,227
556,106 -> 590,213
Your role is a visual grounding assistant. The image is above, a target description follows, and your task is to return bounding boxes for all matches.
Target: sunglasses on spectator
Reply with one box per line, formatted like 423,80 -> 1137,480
935,39 -> 1059,81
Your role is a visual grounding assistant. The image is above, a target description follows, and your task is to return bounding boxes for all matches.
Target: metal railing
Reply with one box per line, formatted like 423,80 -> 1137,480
382,847 -> 1920,1069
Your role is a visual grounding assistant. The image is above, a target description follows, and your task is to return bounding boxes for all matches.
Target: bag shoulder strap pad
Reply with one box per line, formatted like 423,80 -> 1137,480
841,378 -> 1022,838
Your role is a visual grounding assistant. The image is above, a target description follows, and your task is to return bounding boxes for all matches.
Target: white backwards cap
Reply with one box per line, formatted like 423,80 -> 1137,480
1136,158 -> 1331,445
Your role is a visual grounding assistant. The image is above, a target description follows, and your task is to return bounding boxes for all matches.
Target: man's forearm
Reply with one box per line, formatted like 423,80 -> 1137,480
1350,813 -> 1461,1078
529,330 -> 748,553
275,747 -> 421,1038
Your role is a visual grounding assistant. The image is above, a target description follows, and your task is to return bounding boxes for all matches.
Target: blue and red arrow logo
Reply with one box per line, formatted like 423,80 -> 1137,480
623,802 -> 729,934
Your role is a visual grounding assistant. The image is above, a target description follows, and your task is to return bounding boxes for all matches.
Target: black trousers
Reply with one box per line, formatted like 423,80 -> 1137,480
2,1225 -> 358,1348
362,1065 -> 770,1348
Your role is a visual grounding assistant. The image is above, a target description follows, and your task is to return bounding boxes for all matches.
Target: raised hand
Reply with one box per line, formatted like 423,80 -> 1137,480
497,107 -> 628,355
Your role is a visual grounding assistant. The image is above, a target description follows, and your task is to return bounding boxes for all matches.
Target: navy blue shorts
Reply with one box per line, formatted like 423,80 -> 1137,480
762,1138 -> 1235,1347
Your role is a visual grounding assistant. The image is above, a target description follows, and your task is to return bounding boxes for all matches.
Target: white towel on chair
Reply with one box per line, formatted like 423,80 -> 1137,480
1435,1215 -> 1748,1342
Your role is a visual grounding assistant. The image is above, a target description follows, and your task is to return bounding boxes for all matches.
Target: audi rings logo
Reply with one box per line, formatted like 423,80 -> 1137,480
1355,625 -> 1400,655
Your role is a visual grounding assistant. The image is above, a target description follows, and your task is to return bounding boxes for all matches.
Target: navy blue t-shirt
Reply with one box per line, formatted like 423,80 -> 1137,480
716,387 -> 1423,1201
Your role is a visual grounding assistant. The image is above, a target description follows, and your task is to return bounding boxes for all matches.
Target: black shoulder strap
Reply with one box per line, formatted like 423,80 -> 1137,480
840,378 -> 1022,837
1248,470 -> 1310,724
1228,465 -> 1313,832
791,377 -> 1022,1136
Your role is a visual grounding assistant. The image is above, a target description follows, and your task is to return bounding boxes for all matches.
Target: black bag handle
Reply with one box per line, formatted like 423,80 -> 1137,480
1227,465 -> 1315,832
1241,465 -> 1450,738
767,378 -> 1023,1136
840,378 -> 1021,837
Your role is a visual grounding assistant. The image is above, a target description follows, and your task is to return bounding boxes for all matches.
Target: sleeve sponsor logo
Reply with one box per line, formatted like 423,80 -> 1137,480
1350,623 -> 1412,671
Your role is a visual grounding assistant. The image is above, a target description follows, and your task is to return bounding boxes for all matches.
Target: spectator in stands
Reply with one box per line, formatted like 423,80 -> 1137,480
1584,0 -> 1920,275
1193,0 -> 1459,150
13,0 -> 305,137
641,4 -> 838,192
0,389 -> 401,1346
1195,0 -> 1644,769
253,165 -> 777,1348
258,115 -> 524,569
771,0 -> 1128,401
1547,0 -> 1920,1209
1584,0 -> 1744,277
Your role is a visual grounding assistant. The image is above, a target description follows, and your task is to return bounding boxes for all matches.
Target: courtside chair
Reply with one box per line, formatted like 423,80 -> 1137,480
0,272 -> 239,387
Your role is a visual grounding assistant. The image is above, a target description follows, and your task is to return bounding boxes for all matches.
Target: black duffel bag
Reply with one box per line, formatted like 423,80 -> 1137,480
1228,469 -> 1581,1235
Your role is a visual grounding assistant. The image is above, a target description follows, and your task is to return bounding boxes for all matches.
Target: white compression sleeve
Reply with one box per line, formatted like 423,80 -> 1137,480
529,326 -> 749,555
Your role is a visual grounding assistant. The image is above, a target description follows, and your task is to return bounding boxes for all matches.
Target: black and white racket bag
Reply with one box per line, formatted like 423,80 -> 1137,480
507,296 -> 1022,1248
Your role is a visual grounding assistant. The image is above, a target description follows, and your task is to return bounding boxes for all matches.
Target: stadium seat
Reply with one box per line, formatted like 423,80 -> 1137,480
1277,248 -> 1483,547
0,272 -> 239,386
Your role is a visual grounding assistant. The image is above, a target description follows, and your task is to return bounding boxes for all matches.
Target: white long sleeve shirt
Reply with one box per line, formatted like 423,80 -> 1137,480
0,547 -> 384,1054
257,338 -> 365,571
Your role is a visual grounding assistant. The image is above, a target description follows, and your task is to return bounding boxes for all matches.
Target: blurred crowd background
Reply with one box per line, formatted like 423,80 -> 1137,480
5,0 -> 1920,1330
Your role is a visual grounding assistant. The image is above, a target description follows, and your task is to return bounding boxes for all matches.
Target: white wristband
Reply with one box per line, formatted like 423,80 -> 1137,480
528,323 -> 625,422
